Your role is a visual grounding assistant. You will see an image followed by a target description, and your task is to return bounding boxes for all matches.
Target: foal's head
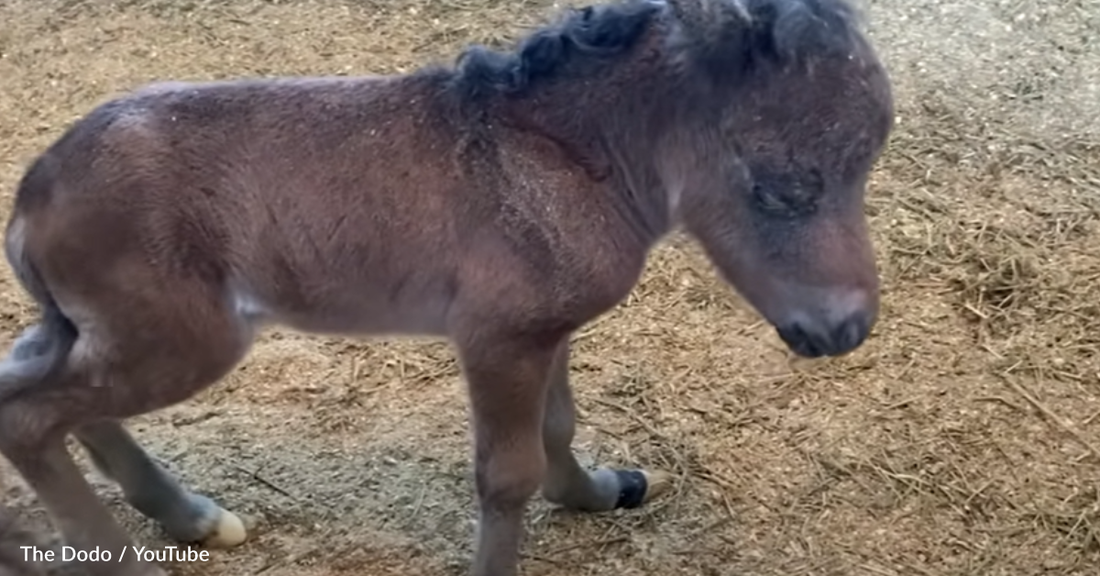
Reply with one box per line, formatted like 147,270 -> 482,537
664,0 -> 893,357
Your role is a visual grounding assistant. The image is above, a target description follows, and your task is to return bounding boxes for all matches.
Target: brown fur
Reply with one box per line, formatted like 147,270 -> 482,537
0,1 -> 893,575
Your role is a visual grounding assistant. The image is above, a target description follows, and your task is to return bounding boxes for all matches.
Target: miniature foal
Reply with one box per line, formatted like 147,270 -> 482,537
0,0 -> 892,574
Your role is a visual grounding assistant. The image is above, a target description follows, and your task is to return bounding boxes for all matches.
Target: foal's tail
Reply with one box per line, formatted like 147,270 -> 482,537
0,156 -> 78,403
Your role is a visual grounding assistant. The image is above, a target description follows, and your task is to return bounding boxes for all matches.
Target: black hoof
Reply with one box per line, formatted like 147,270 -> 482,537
613,469 -> 650,509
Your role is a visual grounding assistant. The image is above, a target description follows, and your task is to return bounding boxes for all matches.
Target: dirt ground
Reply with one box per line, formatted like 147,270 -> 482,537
1,0 -> 1099,575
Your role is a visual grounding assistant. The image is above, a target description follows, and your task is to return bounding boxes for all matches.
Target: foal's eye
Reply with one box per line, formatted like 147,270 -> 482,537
750,171 -> 823,218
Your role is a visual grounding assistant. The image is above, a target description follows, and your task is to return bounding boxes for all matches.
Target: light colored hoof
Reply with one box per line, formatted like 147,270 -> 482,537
201,508 -> 247,548
641,470 -> 673,503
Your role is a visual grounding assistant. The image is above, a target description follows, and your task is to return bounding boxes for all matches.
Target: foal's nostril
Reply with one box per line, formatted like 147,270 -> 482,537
831,313 -> 870,353
776,323 -> 825,358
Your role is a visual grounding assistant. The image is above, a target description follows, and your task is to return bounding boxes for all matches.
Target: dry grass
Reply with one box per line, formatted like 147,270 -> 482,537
1,0 -> 1100,575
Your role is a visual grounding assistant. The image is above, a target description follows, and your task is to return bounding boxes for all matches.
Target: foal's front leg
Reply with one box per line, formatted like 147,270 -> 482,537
541,341 -> 670,511
460,338 -> 555,576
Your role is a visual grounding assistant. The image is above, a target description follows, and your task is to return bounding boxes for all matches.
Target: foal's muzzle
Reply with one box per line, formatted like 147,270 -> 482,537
776,309 -> 873,358
771,286 -> 877,358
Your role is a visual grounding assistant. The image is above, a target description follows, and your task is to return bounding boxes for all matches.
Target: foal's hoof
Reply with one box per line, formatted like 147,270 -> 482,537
201,508 -> 247,548
614,469 -> 673,509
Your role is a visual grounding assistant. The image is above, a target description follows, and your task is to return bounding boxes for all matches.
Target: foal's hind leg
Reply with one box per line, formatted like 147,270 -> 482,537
541,341 -> 670,511
73,420 -> 246,547
0,285 -> 251,576
0,410 -> 163,576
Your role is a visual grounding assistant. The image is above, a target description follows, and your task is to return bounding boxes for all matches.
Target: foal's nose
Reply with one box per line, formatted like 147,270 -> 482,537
774,290 -> 876,358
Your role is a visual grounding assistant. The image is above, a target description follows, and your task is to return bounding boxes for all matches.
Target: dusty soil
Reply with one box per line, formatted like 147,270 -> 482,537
1,0 -> 1099,575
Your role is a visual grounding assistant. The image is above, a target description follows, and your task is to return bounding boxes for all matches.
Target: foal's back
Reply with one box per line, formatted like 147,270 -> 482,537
10,74 -> 641,341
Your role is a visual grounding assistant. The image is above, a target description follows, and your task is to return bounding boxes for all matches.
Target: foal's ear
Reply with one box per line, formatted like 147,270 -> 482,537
667,0 -> 752,41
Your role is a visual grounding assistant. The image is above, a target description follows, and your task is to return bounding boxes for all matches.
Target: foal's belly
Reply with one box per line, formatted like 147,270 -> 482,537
228,275 -> 456,340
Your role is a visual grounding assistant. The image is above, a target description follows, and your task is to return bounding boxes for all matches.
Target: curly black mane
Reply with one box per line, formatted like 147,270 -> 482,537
443,0 -> 866,102
447,0 -> 663,101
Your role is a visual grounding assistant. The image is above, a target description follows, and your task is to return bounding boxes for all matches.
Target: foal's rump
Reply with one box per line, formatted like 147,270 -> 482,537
0,159 -> 79,404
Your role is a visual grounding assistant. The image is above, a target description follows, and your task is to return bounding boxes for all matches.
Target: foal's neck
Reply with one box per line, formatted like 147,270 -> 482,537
502,72 -> 678,250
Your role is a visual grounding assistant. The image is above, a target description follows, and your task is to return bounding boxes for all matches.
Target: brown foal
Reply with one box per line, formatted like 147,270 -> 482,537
0,0 -> 893,574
